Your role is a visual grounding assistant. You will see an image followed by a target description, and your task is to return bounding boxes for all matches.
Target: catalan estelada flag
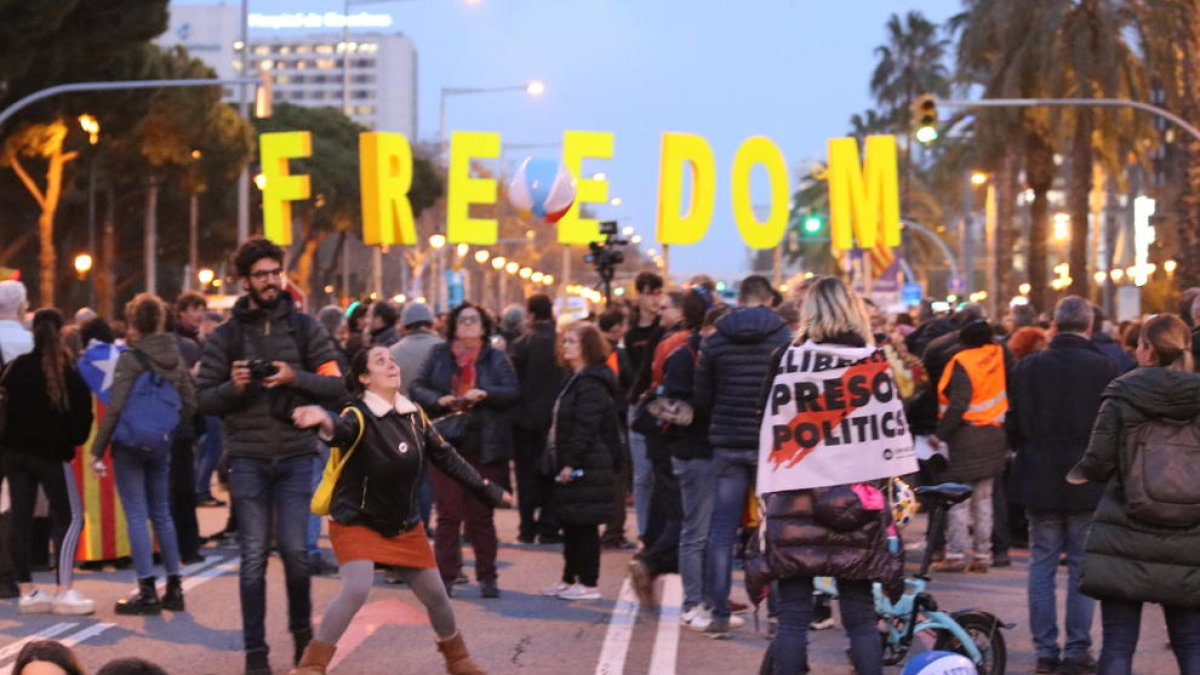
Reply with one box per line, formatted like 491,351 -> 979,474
71,341 -> 131,562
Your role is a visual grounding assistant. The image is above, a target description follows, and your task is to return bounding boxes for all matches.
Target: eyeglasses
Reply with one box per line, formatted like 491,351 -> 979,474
457,314 -> 481,325
249,268 -> 284,281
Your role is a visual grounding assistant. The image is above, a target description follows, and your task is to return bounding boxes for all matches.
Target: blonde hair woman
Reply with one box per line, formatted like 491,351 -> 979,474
753,276 -> 907,675
1071,314 -> 1200,673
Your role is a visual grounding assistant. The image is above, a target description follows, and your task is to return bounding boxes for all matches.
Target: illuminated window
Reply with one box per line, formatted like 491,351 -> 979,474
295,44 -> 311,54
278,45 -> 291,55
355,105 -> 375,116
315,44 -> 334,55
296,61 -> 308,70
358,43 -> 379,54
275,75 -> 289,84
259,60 -> 274,70
253,45 -> 270,55
315,59 -> 336,69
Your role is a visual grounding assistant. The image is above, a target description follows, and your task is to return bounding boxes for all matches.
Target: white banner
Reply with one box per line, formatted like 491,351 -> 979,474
757,341 -> 916,495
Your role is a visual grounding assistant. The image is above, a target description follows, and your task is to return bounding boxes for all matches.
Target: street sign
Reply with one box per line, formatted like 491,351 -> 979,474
902,283 -> 923,307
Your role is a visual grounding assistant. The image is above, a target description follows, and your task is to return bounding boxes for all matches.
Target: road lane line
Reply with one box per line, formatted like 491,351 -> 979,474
0,622 -> 78,662
595,578 -> 640,675
155,555 -> 228,592
182,556 -> 240,593
648,575 -> 682,675
60,622 -> 115,647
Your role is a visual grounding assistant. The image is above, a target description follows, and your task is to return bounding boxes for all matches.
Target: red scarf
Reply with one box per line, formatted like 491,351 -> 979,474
450,340 -> 482,397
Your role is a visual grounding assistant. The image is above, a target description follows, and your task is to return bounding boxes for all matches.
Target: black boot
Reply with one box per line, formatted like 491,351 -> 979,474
115,577 -> 161,615
292,626 -> 313,666
161,574 -> 185,611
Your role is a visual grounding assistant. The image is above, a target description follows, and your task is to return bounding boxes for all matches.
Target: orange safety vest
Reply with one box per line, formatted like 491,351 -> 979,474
606,350 -> 620,377
937,343 -> 1007,426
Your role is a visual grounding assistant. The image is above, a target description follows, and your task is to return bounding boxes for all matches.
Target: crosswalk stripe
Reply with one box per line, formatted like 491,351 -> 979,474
0,622 -> 78,663
181,556 -> 240,593
155,555 -> 229,593
595,578 -> 640,675
647,575 -> 683,675
60,622 -> 115,647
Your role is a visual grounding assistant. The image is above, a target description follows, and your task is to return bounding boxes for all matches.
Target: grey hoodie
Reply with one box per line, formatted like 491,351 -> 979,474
90,332 -> 197,459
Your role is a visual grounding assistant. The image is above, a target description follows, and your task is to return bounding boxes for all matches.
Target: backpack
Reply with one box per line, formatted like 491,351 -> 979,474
1124,416 -> 1200,527
311,405 -> 367,516
112,350 -> 183,454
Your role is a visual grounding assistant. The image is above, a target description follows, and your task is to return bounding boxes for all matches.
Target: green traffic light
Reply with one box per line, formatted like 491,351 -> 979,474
915,125 -> 939,144
803,216 -> 822,234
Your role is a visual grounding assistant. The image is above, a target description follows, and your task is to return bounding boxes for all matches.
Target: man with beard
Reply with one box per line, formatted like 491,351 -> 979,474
196,238 -> 345,675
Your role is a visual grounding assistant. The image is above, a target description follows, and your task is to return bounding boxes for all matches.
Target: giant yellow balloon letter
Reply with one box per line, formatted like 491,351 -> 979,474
730,136 -> 790,249
826,135 -> 901,251
655,133 -> 716,245
260,131 -> 312,246
359,132 -> 416,246
446,131 -> 501,244
557,130 -> 614,244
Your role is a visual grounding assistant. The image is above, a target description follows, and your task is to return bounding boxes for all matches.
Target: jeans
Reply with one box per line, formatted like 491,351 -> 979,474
307,445 -> 330,558
1099,599 -> 1200,674
561,523 -> 600,587
1027,509 -> 1094,661
772,576 -> 882,675
195,417 -> 223,499
628,408 -> 654,539
113,443 -> 182,580
674,456 -> 716,611
229,455 -> 314,657
705,449 -> 755,620
946,476 -> 994,563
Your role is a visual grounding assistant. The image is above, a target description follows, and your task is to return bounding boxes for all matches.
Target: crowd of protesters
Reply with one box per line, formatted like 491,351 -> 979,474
2,235 -> 1200,674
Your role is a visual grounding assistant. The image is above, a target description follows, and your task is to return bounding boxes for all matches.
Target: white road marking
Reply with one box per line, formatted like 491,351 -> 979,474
595,578 -> 640,675
648,575 -> 683,675
0,622 -> 79,662
181,556 -> 240,593
155,555 -> 229,592
60,622 -> 115,647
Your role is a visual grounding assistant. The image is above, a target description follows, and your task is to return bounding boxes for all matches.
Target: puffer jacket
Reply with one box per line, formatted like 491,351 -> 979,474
90,332 -> 197,459
1,352 -> 93,462
746,333 -> 904,596
1074,367 -> 1200,608
694,306 -> 793,452
196,294 -> 346,460
551,363 -> 625,526
409,342 -> 520,465
326,393 -> 504,538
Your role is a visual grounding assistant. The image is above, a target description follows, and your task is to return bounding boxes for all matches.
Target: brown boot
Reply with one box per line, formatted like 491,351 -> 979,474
287,640 -> 337,675
436,632 -> 486,675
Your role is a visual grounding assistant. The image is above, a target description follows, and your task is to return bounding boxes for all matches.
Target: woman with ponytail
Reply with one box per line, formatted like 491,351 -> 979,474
1,309 -> 95,615
1071,313 -> 1200,673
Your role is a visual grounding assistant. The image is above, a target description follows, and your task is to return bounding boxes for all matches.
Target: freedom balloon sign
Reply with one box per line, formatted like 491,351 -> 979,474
258,129 -> 901,255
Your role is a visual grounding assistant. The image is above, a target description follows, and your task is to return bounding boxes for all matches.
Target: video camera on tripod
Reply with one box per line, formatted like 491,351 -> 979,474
584,220 -> 628,305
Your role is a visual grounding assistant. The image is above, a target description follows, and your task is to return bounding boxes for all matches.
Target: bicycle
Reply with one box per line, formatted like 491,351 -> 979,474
758,482 -> 1010,674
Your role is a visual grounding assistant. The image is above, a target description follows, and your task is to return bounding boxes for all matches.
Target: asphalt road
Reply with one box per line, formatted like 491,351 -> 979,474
0,493 -> 1183,674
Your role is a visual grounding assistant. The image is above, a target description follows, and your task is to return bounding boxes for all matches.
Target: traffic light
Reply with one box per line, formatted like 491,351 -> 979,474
912,94 -> 938,143
803,214 -> 822,235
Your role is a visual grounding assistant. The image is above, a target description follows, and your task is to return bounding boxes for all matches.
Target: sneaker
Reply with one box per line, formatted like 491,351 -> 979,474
557,584 -> 602,600
687,607 -> 714,632
680,605 -> 706,626
931,558 -> 968,573
18,589 -> 53,614
704,616 -> 737,639
628,560 -> 657,609
1034,656 -> 1060,673
542,581 -> 571,597
480,579 -> 500,599
52,589 -> 95,616
1059,654 -> 1098,674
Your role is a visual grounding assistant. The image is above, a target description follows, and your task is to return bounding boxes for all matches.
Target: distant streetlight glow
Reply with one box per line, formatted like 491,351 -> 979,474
456,243 -> 469,257
198,268 -> 215,286
429,234 -> 447,249
525,80 -> 546,97
631,235 -> 643,244
505,261 -> 519,274
519,267 -> 533,279
611,197 -> 622,207
474,250 -> 490,264
593,172 -> 607,181
491,256 -> 506,270
1052,214 -> 1070,241
970,172 -> 988,186
622,226 -> 634,237
531,271 -> 544,283
73,253 -> 93,276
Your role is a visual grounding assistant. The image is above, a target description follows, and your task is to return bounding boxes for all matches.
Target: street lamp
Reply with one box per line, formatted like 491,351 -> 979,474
73,253 -> 93,279
519,267 -> 532,279
505,261 -> 519,275
456,243 -> 469,257
198,268 -> 215,287
970,172 -> 988,186
78,114 -> 100,307
439,81 -> 547,155
429,234 -> 447,249
491,256 -> 506,270
474,250 -> 490,264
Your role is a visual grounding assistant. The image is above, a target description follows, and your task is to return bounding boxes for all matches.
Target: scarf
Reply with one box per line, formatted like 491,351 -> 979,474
450,339 -> 482,397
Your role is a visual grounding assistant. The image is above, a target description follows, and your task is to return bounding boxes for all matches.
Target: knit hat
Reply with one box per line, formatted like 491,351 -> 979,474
401,302 -> 434,327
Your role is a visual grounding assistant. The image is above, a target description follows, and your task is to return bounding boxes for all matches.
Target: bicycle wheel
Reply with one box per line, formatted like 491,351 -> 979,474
933,610 -> 1007,675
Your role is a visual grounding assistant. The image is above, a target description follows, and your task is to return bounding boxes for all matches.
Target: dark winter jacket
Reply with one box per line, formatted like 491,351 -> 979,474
662,331 -> 711,461
694,306 -> 793,452
196,294 -> 346,460
1091,332 -> 1135,374
551,363 -> 625,525
625,317 -> 662,403
1009,334 -> 1118,511
509,321 -> 567,432
1,352 -> 93,462
1074,367 -> 1200,608
908,328 -> 965,436
324,392 -> 504,538
746,333 -> 904,597
370,325 -> 401,348
90,333 -> 198,460
409,342 -> 520,465
906,317 -> 954,360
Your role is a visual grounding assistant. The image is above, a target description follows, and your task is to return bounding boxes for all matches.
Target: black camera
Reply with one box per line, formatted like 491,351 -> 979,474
584,221 -> 629,306
246,359 -> 279,380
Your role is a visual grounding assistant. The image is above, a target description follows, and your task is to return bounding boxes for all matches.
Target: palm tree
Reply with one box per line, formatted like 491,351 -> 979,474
870,12 -> 953,117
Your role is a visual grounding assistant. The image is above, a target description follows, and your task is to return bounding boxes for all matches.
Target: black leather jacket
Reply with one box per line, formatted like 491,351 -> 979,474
325,395 -> 503,537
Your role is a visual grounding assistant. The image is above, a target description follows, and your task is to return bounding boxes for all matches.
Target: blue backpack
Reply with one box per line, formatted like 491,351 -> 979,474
112,350 -> 182,453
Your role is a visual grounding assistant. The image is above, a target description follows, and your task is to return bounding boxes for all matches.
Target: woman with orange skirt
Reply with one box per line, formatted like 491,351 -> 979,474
289,345 -> 510,675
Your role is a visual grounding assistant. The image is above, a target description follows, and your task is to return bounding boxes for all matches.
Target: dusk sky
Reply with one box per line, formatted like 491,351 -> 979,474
189,0 -> 961,279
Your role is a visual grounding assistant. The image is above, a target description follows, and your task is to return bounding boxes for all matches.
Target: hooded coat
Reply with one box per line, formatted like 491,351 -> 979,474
1074,367 -> 1200,607
90,332 -> 197,459
694,306 -> 793,453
